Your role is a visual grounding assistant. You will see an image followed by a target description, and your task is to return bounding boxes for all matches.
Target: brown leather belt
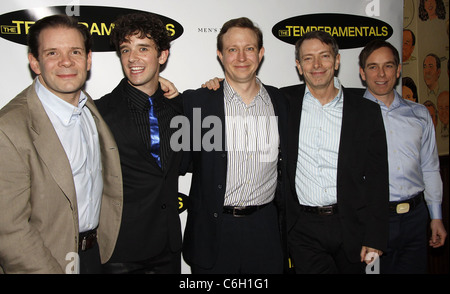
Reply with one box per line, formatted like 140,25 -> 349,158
78,229 -> 97,251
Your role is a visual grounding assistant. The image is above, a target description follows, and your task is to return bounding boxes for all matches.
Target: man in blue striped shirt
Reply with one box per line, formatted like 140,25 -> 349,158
358,39 -> 447,273
282,31 -> 389,274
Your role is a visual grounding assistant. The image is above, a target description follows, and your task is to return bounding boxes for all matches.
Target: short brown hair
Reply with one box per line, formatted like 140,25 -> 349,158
217,17 -> 263,52
359,39 -> 400,69
295,30 -> 339,62
27,14 -> 92,60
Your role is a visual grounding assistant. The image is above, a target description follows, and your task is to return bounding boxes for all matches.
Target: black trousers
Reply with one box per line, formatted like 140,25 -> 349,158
79,242 -> 102,274
101,247 -> 181,274
191,203 -> 283,274
288,211 -> 365,274
380,200 -> 428,274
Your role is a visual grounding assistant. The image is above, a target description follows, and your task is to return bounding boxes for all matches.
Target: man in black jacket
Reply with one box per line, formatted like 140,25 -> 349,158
180,17 -> 288,274
281,31 -> 389,274
95,12 -> 182,274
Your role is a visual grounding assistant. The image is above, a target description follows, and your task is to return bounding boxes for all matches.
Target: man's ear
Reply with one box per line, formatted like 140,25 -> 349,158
217,49 -> 223,64
359,67 -> 366,81
87,50 -> 92,71
296,60 -> 303,76
159,49 -> 169,65
28,53 -> 41,75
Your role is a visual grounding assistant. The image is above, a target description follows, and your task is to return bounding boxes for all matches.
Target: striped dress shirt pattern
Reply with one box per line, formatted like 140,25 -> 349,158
295,78 -> 344,207
222,79 -> 279,207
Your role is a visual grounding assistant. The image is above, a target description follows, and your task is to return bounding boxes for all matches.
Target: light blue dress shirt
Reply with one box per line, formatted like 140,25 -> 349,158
35,78 -> 103,232
295,77 -> 343,206
363,89 -> 442,219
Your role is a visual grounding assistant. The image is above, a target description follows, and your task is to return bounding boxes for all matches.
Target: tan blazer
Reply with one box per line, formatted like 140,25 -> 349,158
0,82 -> 123,273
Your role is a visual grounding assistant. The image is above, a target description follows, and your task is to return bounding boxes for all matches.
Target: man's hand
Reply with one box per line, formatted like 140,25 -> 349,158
201,77 -> 223,90
159,76 -> 179,99
429,219 -> 447,248
360,246 -> 383,264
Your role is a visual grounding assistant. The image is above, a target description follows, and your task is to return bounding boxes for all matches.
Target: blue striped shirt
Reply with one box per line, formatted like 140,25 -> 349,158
295,77 -> 343,206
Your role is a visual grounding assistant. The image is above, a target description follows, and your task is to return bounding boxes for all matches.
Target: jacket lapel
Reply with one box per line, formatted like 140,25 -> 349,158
336,88 -> 356,178
287,85 -> 305,193
27,84 -> 78,209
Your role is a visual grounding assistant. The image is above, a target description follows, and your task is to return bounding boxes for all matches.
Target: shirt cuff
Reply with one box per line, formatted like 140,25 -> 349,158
427,203 -> 442,219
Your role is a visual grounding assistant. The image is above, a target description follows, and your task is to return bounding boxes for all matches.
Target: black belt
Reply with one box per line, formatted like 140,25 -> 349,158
78,228 -> 97,251
389,192 -> 423,214
223,203 -> 270,217
298,203 -> 338,215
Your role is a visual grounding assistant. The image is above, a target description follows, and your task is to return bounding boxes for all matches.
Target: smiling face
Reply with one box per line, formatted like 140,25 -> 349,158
119,33 -> 168,95
28,27 -> 91,106
360,46 -> 401,105
402,30 -> 414,62
296,38 -> 340,94
217,27 -> 264,87
423,55 -> 441,91
425,0 -> 437,17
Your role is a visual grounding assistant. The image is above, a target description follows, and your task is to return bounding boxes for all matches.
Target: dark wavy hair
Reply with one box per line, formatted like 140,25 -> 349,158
419,0 -> 446,20
111,12 -> 171,56
27,14 -> 92,60
402,77 -> 419,102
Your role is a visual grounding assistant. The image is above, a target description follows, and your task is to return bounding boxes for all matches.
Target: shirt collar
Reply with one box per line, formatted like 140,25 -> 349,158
305,77 -> 343,107
363,88 -> 403,110
35,77 -> 87,125
125,79 -> 164,111
223,78 -> 270,106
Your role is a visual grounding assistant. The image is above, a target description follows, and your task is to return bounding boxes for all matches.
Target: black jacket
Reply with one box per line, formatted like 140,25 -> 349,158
281,84 -> 389,262
180,81 -> 289,269
95,78 -> 183,262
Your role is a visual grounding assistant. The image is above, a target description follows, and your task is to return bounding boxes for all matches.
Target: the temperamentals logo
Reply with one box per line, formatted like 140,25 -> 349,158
0,6 -> 184,52
272,13 -> 393,49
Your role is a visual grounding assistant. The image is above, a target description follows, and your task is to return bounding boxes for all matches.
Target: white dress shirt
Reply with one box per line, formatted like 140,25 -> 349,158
35,78 -> 103,232
223,79 -> 279,206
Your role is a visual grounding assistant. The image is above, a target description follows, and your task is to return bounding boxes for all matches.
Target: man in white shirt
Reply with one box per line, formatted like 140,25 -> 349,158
281,31 -> 389,274
0,15 -> 122,274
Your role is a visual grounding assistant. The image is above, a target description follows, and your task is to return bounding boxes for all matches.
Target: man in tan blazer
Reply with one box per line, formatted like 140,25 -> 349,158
0,15 -> 122,274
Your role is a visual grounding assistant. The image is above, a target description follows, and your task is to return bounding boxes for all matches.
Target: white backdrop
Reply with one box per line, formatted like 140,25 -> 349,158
0,0 -> 403,274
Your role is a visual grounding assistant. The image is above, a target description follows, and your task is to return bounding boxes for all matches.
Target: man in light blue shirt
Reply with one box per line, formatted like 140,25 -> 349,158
358,39 -> 447,273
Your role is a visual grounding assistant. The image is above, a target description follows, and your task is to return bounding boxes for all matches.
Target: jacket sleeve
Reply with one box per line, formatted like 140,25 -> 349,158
362,104 -> 390,252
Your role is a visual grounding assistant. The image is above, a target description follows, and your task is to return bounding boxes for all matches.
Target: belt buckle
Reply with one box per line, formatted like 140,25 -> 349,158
318,206 -> 333,215
81,238 -> 87,251
233,207 -> 245,217
396,203 -> 410,214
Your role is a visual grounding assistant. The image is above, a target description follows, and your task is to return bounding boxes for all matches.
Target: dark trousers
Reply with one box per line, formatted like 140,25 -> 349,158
381,200 -> 428,274
79,242 -> 102,274
288,211 -> 365,274
101,247 -> 181,274
191,203 -> 283,274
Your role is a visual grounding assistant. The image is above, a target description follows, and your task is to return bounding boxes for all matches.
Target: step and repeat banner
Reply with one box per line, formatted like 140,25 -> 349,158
0,0 -> 403,273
